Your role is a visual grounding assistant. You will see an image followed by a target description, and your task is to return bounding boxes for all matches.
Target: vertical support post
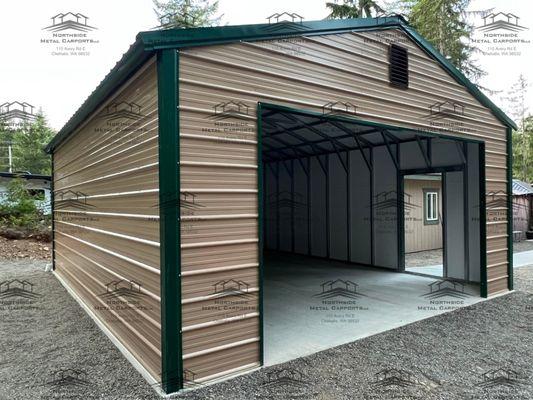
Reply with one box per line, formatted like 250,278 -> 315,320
290,159 -> 295,253
157,49 -> 182,393
479,143 -> 488,297
347,151 -> 351,262
370,148 -> 375,266
325,154 -> 330,258
51,152 -> 55,270
506,127 -> 513,290
307,157 -> 311,255
463,142 -> 470,281
276,161 -> 280,251
257,103 -> 264,365
396,143 -> 404,271
442,172 -> 448,278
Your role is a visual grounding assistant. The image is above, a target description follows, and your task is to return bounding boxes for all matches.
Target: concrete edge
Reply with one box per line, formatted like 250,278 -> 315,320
53,271 -> 168,398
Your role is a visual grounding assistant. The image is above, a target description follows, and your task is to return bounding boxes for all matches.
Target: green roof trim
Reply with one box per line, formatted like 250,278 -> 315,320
45,16 -> 516,153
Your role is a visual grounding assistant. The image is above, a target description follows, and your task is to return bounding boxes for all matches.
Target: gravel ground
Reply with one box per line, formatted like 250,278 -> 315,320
0,237 -> 51,261
405,248 -> 442,267
1,261 -> 532,400
514,240 -> 533,254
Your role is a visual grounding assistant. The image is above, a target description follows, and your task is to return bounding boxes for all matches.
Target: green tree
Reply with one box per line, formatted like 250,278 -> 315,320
326,0 -> 385,18
0,119 -> 15,172
404,0 -> 485,82
11,114 -> 55,175
153,0 -> 221,28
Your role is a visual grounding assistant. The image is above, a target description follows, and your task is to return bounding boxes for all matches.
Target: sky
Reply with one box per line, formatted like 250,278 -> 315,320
0,0 -> 531,131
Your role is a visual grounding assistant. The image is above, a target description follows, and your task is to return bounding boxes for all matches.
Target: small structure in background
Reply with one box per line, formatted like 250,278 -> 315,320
0,172 -> 51,214
512,179 -> 533,241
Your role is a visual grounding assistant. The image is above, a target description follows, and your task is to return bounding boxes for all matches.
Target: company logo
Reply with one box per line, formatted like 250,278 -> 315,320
263,12 -> 308,33
426,100 -> 466,121
267,191 -> 308,212
262,368 -> 310,390
43,13 -> 97,32
0,101 -> 37,128
372,368 -> 418,388
322,101 -> 357,117
101,102 -> 143,122
209,101 -> 251,121
313,279 -> 365,300
98,280 -> 146,300
55,190 -> 95,211
477,368 -> 522,388
46,369 -> 91,387
421,280 -> 472,300
212,279 -> 253,299
0,279 -> 41,300
373,191 -> 419,212
476,12 -> 528,33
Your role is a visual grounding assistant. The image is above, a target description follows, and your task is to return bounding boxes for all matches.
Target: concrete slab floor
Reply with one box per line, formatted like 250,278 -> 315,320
406,264 -> 443,276
263,252 -> 481,366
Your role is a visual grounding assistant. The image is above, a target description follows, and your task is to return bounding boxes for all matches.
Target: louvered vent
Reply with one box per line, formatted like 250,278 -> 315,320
389,44 -> 409,88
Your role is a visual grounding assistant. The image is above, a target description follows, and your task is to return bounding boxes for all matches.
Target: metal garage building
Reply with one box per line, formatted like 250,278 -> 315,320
45,16 -> 515,395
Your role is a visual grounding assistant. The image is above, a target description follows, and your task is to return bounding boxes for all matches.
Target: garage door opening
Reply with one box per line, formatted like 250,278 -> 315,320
259,103 -> 484,366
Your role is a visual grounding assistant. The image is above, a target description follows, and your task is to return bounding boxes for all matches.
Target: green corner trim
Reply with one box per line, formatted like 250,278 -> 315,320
157,48 -> 182,393
51,153 -> 56,270
479,143 -> 488,298
507,127 -> 513,290
257,103 -> 265,365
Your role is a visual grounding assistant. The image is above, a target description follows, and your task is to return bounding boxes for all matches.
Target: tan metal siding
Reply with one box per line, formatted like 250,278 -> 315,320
179,29 -> 509,380
53,58 -> 161,381
404,179 -> 443,253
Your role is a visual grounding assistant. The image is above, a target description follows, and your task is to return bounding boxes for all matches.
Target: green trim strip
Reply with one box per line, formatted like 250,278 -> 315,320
257,103 -> 265,365
507,127 -> 513,290
46,16 -> 515,154
479,143 -> 488,298
51,152 -> 55,270
157,49 -> 182,393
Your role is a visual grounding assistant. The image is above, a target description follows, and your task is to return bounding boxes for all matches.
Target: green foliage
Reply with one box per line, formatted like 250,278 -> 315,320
0,178 -> 43,229
10,114 -> 55,175
326,0 -> 385,18
153,0 -> 221,28
512,116 -> 533,182
0,119 -> 15,172
403,0 -> 485,82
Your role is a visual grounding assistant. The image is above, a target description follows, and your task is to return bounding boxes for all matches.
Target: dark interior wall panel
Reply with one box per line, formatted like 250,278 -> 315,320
399,141 -> 427,170
467,143 -> 481,282
431,139 -> 463,167
373,146 -> 398,269
278,161 -> 292,252
444,171 -> 466,279
264,164 -> 277,250
329,154 -> 348,261
349,149 -> 371,264
310,157 -> 327,257
293,159 -> 309,254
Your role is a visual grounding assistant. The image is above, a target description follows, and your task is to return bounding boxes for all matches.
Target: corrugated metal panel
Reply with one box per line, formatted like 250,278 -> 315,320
53,58 -> 161,381
179,29 -> 509,381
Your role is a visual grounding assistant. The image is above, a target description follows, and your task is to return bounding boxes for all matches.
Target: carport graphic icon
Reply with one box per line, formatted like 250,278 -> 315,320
209,101 -> 251,120
477,368 -> 522,388
477,12 -> 528,33
55,190 -> 95,211
98,280 -> 145,300
0,279 -> 41,300
322,101 -> 357,116
373,191 -> 419,211
46,369 -> 90,387
313,279 -> 363,299
262,369 -> 310,389
421,280 -> 471,299
153,191 -> 205,211
268,191 -> 308,213
263,12 -> 308,33
213,279 -> 252,298
102,102 -> 143,121
426,100 -> 466,120
43,12 -> 97,32
372,368 -> 418,387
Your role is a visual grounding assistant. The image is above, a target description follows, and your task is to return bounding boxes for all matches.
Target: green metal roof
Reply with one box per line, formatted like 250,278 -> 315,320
45,15 -> 516,153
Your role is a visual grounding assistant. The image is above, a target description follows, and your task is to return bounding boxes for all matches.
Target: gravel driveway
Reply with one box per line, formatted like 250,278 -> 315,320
1,260 -> 532,400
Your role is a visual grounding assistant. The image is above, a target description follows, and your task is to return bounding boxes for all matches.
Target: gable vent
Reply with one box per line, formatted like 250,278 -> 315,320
389,44 -> 409,88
